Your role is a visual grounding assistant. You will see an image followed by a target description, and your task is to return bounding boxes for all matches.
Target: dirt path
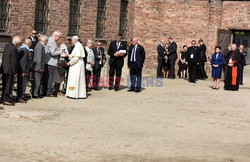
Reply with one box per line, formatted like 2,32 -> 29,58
0,68 -> 249,162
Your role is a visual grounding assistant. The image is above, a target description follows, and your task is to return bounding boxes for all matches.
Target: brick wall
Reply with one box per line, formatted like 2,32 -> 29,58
0,0 -> 249,74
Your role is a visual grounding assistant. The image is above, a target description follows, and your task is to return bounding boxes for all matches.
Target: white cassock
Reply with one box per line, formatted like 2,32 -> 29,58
66,41 -> 87,99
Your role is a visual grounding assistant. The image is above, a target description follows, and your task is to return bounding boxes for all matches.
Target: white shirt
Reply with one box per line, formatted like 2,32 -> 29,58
130,45 -> 138,62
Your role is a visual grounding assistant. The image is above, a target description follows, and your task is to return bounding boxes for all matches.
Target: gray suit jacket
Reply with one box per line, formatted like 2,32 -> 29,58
45,37 -> 61,66
33,42 -> 45,72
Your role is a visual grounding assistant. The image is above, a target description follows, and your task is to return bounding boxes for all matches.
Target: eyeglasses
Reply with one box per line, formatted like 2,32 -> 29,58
32,33 -> 36,34
97,44 -> 101,46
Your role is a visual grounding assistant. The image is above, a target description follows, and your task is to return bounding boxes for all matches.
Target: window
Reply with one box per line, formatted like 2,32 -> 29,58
34,0 -> 49,34
96,0 -> 107,38
68,0 -> 81,36
119,0 -> 129,38
0,0 -> 10,33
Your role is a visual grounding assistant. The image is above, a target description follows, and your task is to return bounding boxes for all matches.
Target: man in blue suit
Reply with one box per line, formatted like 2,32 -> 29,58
128,38 -> 146,93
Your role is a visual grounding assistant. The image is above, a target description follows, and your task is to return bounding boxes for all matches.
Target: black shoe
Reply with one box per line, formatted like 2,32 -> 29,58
33,96 -> 42,99
93,87 -> 99,91
189,81 -> 196,84
128,88 -> 135,92
114,88 -> 119,91
108,87 -> 113,90
135,88 -> 141,93
46,94 -> 56,97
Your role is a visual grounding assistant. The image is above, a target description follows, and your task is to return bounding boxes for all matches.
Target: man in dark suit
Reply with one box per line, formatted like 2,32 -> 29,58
168,37 -> 177,79
93,41 -> 106,90
157,39 -> 167,78
1,36 -> 22,106
29,30 -> 39,50
32,35 -> 48,99
108,33 -> 127,91
128,38 -> 146,93
187,40 -> 200,83
239,45 -> 247,85
17,38 -> 32,103
198,39 -> 208,80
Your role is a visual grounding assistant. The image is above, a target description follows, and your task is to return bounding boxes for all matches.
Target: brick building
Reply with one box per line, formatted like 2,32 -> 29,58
0,0 -> 249,74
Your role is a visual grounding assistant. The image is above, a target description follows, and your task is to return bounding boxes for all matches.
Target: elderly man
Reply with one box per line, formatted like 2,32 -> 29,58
17,38 -> 32,103
108,33 -> 127,91
66,36 -> 87,99
45,31 -> 62,97
128,38 -> 146,93
224,44 -> 241,91
85,40 -> 95,91
1,36 -> 22,106
32,35 -> 48,99
93,41 -> 106,90
157,39 -> 167,78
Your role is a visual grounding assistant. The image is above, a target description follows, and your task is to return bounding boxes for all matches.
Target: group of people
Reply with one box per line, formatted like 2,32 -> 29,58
157,38 -> 208,81
157,38 -> 247,91
1,31 -> 146,106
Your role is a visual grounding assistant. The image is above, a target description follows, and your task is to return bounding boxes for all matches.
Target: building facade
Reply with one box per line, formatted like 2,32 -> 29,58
0,0 -> 249,74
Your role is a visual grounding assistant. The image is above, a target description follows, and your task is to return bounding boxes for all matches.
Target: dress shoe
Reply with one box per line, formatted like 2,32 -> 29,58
3,101 -> 15,106
17,99 -> 27,103
33,96 -> 42,99
135,88 -> 141,93
93,87 -> 99,91
108,87 -> 113,90
114,88 -> 119,91
128,88 -> 135,92
46,94 -> 56,97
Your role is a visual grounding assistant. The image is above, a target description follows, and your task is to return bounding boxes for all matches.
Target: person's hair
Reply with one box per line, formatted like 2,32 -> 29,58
169,37 -> 173,40
24,38 -> 32,44
41,35 -> 48,41
215,45 -> 221,51
191,40 -> 196,43
52,30 -> 62,37
117,33 -> 123,37
12,36 -> 22,44
198,39 -> 203,43
72,36 -> 79,41
37,32 -> 43,37
183,45 -> 188,49
87,39 -> 93,44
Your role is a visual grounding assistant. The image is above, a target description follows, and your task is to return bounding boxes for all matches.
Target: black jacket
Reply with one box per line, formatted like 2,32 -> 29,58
128,44 -> 146,69
2,43 -> 18,75
108,40 -> 127,67
157,44 -> 166,59
168,41 -> 177,59
93,47 -> 106,69
18,47 -> 30,74
198,44 -> 207,62
187,46 -> 200,64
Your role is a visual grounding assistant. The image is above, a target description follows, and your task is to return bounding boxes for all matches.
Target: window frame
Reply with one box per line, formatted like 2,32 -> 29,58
68,0 -> 81,37
96,0 -> 107,39
0,0 -> 10,34
34,0 -> 49,34
119,0 -> 129,39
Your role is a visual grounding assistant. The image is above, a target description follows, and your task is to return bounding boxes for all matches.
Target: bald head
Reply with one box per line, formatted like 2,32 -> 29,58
160,39 -> 165,44
132,37 -> 138,45
231,44 -> 237,51
24,38 -> 32,48
12,36 -> 22,47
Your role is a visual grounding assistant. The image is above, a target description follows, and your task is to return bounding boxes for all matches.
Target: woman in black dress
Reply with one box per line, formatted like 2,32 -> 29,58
178,45 -> 188,79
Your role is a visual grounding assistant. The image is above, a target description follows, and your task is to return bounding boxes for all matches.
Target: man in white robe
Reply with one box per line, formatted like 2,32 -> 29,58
66,36 -> 87,99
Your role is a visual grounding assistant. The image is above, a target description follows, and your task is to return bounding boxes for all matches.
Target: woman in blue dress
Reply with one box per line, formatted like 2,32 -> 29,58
211,46 -> 224,90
